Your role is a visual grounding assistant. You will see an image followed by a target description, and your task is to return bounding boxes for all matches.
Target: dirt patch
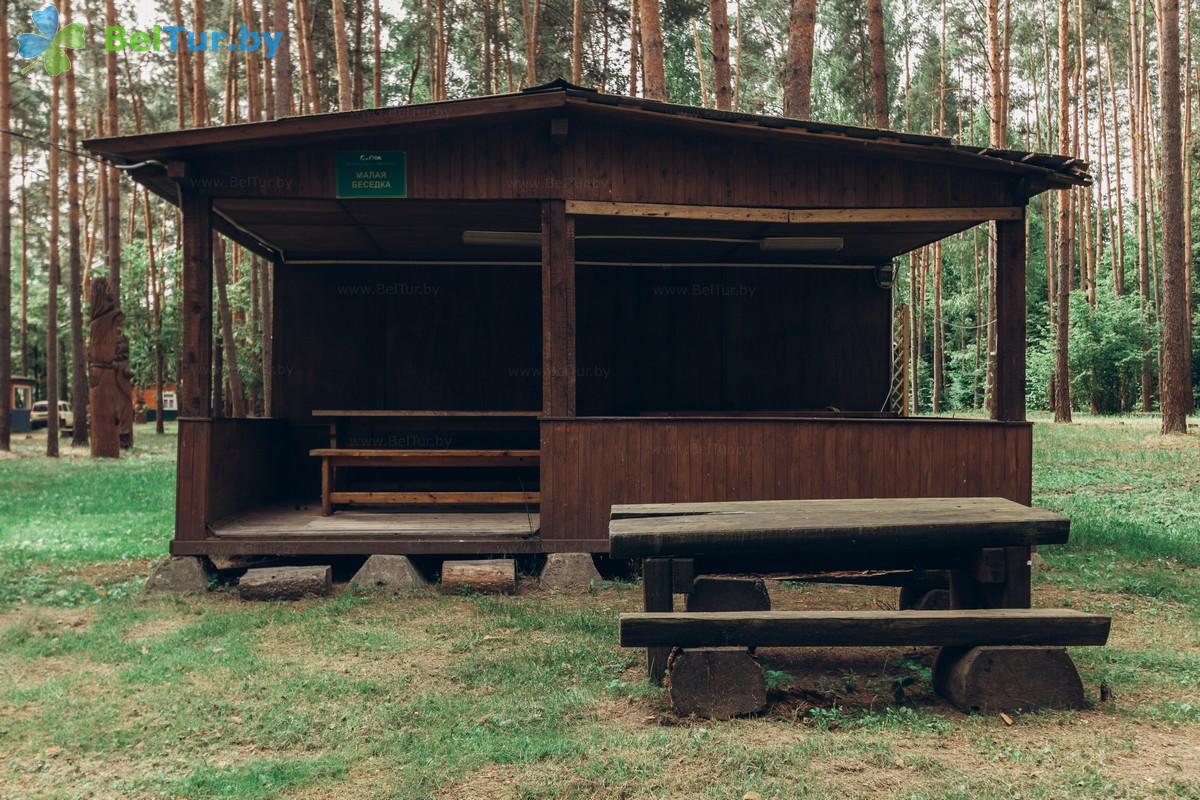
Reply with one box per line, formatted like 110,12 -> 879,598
123,616 -> 190,642
435,764 -> 535,800
0,605 -> 97,633
73,559 -> 155,585
255,596 -> 479,691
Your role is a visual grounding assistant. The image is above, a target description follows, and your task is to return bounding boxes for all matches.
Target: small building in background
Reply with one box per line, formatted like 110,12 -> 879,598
9,376 -> 37,433
134,385 -> 179,423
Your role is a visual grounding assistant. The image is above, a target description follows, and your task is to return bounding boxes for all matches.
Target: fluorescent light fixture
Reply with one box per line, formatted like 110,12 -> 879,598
759,236 -> 845,252
462,230 -> 541,247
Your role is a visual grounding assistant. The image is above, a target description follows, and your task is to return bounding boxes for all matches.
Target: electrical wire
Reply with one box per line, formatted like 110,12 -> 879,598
0,127 -> 107,165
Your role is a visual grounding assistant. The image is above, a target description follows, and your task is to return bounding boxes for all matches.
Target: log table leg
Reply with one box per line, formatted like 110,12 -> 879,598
950,547 -> 1032,610
941,546 -> 1073,711
998,546 -> 1032,608
643,558 -> 673,684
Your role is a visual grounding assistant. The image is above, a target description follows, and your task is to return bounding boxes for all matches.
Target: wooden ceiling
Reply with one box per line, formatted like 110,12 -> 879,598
213,197 -> 972,266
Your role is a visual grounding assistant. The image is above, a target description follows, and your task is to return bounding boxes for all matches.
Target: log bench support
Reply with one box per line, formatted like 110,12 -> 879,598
621,609 -> 1110,717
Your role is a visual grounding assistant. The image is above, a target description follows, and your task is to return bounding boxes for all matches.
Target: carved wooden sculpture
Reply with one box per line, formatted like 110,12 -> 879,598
88,277 -> 128,457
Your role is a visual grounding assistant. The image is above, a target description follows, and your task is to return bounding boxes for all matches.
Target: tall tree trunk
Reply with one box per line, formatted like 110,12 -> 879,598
692,20 -> 709,106
294,0 -> 316,111
973,228 -> 982,408
0,0 -> 10,451
192,0 -> 207,126
1136,1 -> 1153,411
64,0 -> 87,447
273,0 -> 294,117
984,0 -> 1007,412
521,0 -> 535,87
639,0 -> 667,99
105,0 -> 127,446
353,0 -> 366,107
20,145 -> 29,379
499,0 -> 515,91
212,237 -> 244,417
333,0 -> 355,109
1055,0 -> 1073,422
709,0 -> 732,110
866,0 -> 888,128
242,0 -> 262,120
297,0 -> 321,112
47,74 -> 62,456
783,0 -> 817,119
733,5 -> 741,109
104,0 -> 121,302
572,0 -> 584,83
629,0 -> 639,96
1106,39 -> 1126,293
143,190 -> 165,435
262,260 -> 274,414
1078,0 -> 1094,306
263,0 -> 277,118
172,0 -> 193,127
482,0 -> 493,93
932,241 -> 943,413
435,0 -> 447,99
373,0 -> 383,104
1158,0 -> 1193,431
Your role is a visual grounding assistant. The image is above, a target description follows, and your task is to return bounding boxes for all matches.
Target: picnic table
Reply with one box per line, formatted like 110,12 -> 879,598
310,410 -> 541,515
611,497 -> 1110,717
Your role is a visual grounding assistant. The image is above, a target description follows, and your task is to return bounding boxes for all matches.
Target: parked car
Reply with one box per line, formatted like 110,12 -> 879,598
30,401 -> 74,432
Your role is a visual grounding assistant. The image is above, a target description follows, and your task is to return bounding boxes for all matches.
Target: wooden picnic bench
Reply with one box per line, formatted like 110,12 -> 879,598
311,410 -> 541,515
611,497 -> 1111,716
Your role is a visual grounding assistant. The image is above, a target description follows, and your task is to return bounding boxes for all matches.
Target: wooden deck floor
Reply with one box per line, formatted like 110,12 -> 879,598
210,503 -> 540,540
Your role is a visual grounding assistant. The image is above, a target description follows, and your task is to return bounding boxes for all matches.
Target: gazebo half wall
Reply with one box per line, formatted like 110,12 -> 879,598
82,83 -> 1089,558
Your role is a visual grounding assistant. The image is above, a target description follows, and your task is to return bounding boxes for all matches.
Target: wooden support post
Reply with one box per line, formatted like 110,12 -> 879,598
320,457 -> 332,516
992,215 -> 1032,609
328,420 -> 339,495
993,215 -> 1026,423
541,200 -> 576,417
180,191 -> 213,418
643,558 -> 673,684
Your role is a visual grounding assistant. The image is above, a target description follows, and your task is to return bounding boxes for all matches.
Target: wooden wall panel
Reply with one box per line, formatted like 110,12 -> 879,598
274,264 -> 543,422
567,117 -> 1018,209
172,419 -> 291,544
206,419 -> 292,523
192,117 -> 559,200
575,266 -> 891,414
174,419 -> 211,540
539,418 -> 1033,550
173,418 -> 290,545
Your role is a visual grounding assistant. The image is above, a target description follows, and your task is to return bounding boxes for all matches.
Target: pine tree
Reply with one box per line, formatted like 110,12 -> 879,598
1157,0 -> 1194,431
639,0 -> 667,99
784,0 -> 817,118
0,0 -> 10,451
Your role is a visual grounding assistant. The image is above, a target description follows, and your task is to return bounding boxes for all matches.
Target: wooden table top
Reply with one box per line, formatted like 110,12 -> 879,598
313,409 -> 542,418
608,497 -> 1070,559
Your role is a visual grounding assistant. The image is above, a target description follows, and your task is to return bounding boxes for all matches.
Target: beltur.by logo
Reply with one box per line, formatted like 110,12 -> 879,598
17,6 -> 85,76
105,23 -> 285,57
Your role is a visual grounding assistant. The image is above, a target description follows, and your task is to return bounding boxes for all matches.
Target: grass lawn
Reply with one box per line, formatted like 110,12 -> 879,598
1,416 -> 1198,799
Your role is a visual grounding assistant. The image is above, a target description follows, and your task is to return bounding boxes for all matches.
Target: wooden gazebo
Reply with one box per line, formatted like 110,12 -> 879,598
85,81 -> 1088,560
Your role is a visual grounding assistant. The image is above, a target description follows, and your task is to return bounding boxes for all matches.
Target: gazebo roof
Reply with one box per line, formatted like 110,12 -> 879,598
85,80 -> 1089,189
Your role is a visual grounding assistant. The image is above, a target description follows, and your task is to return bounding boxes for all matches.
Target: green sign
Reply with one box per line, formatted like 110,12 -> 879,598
336,151 -> 407,198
